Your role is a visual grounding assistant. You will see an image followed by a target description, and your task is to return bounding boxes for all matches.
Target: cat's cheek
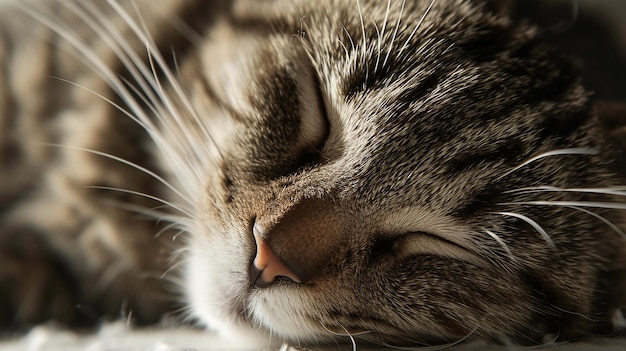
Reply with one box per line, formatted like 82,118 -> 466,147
184,234 -> 270,345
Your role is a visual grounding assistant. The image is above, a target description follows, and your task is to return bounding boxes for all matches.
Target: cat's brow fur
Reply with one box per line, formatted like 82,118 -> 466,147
1,0 -> 626,347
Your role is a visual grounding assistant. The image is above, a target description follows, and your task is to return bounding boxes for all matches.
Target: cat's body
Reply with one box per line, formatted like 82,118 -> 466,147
1,0 -> 626,347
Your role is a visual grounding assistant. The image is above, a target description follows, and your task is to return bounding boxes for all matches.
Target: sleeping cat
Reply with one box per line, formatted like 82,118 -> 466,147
1,0 -> 626,347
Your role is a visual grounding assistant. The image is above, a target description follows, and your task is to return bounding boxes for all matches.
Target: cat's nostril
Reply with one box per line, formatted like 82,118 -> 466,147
248,262 -> 269,288
249,224 -> 302,288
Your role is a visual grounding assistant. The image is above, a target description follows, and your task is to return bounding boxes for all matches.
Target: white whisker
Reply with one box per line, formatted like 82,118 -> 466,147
54,71 -> 198,199
15,0 -> 201,199
118,74 -> 205,184
398,0 -> 436,58
504,201 -> 626,211
160,259 -> 186,280
77,1 -> 209,175
495,212 -> 554,247
319,323 -> 372,349
70,0 -> 162,114
356,0 -> 366,51
49,76 -> 150,132
165,12 -> 204,46
381,326 -> 479,350
17,1 -> 158,134
374,0 -> 391,74
153,222 -> 184,239
496,148 -> 599,181
372,20 -> 382,75
355,0 -> 368,85
107,0 -> 224,164
484,230 -> 514,260
383,0 -> 407,68
145,49 -> 213,177
565,206 -> 626,240
171,48 -> 182,76
99,199 -> 192,228
346,326 -> 358,351
129,1 -> 220,167
87,186 -> 192,217
340,22 -> 356,51
506,186 -> 626,197
41,143 -> 189,204
338,39 -> 350,58
172,228 -> 188,242
320,323 -> 373,338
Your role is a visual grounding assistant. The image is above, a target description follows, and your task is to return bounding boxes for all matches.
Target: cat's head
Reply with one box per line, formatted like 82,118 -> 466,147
165,0 -> 623,345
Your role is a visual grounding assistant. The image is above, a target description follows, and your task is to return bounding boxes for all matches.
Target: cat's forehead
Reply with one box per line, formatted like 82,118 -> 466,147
193,0 -> 563,209
220,0 -> 510,108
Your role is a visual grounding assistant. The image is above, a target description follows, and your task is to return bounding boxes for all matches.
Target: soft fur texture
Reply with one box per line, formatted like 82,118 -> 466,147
1,0 -> 626,349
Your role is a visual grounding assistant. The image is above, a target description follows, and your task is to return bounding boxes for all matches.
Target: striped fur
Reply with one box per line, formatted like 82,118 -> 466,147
0,0 -> 625,347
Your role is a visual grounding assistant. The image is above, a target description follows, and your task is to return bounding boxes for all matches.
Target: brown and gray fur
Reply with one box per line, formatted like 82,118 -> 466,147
1,0 -> 626,347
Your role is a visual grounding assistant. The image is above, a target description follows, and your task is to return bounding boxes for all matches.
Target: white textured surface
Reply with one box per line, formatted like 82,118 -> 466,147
1,323 -> 626,351
0,322 -> 280,351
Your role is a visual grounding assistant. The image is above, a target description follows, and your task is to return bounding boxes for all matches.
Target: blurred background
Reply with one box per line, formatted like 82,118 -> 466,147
512,0 -> 626,101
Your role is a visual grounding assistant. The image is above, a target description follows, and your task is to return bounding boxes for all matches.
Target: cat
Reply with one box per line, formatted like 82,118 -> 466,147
1,0 -> 626,348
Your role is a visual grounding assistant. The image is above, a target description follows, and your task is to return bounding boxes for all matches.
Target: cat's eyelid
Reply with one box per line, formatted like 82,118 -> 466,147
293,51 -> 330,154
381,207 -> 487,263
395,233 -> 490,267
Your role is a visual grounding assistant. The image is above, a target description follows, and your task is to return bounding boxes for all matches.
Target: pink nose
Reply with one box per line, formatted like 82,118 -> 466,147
249,230 -> 302,288
249,197 -> 344,287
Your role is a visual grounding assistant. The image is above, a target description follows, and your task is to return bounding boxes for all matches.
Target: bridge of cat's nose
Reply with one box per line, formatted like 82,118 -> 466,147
249,198 -> 344,288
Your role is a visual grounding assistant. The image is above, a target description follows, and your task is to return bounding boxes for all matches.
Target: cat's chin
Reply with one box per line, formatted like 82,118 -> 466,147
247,288 -> 335,343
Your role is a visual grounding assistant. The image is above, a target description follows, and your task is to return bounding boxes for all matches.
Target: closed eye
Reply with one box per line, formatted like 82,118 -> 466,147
393,232 -> 489,267
379,209 -> 490,266
292,51 -> 329,169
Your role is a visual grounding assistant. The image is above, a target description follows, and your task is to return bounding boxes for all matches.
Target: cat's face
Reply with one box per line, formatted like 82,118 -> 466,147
170,0 -> 621,345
